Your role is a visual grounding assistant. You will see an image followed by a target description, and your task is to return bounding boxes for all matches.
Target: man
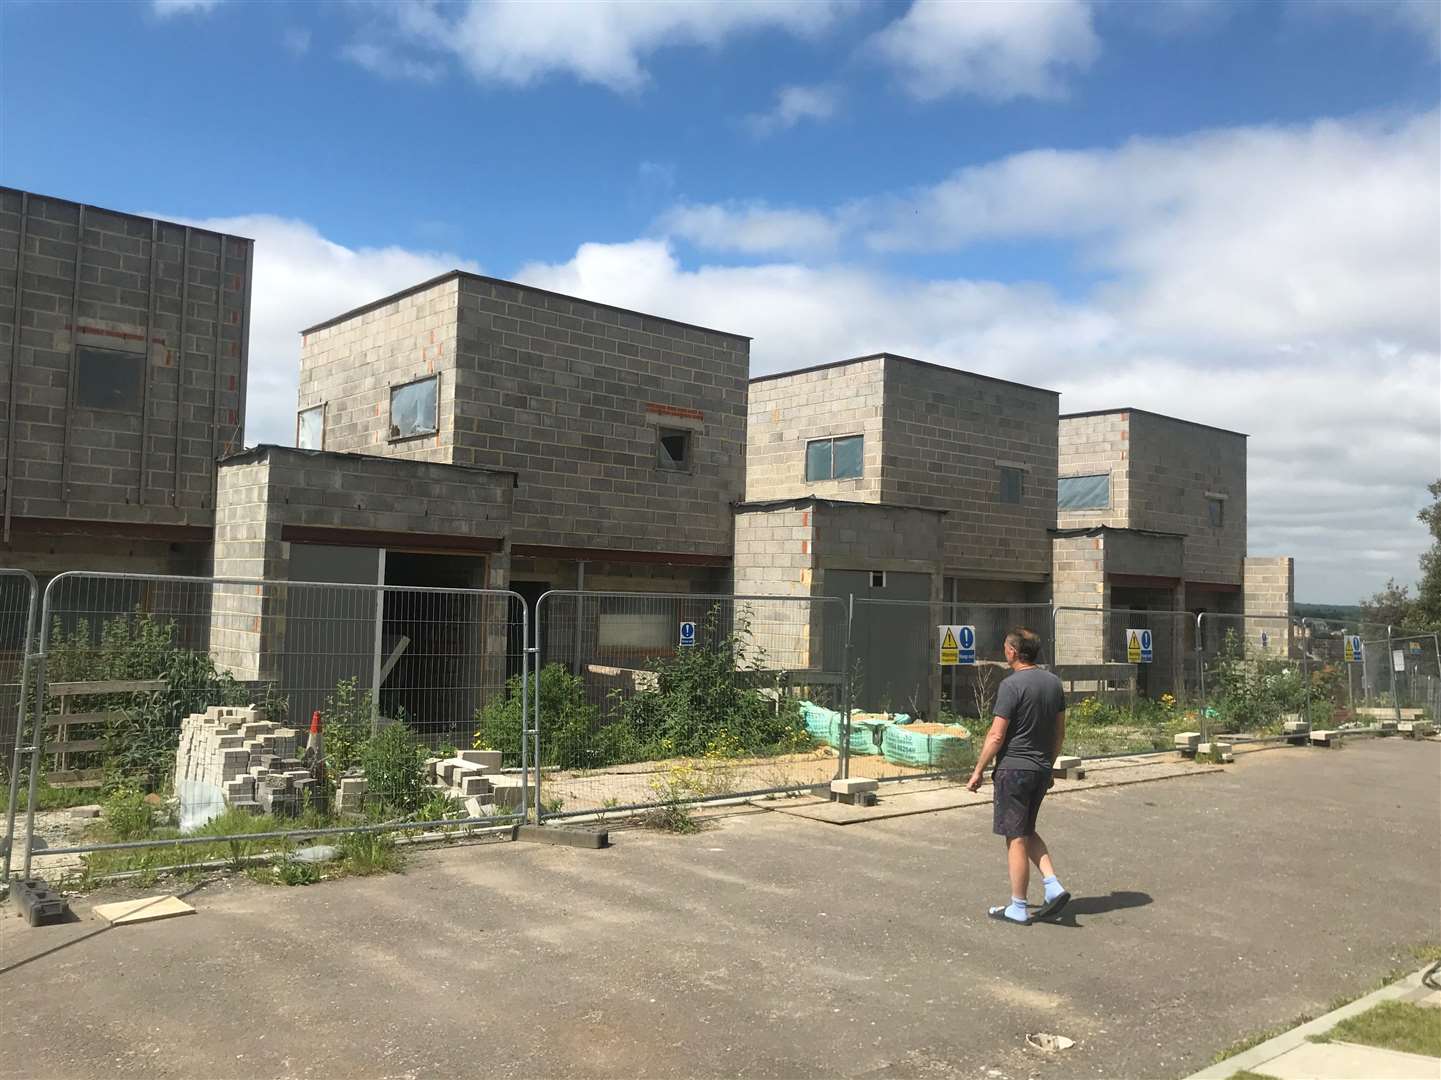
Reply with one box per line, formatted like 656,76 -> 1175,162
966,627 -> 1070,925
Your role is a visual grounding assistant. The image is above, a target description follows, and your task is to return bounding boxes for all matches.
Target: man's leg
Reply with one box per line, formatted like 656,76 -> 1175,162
1026,833 -> 1056,878
1008,835 -> 1031,900
1028,830 -> 1070,918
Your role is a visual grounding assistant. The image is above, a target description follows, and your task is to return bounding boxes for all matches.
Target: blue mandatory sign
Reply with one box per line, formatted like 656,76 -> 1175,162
957,624 -> 977,664
679,621 -> 697,648
1260,630 -> 1270,649
1140,628 -> 1153,663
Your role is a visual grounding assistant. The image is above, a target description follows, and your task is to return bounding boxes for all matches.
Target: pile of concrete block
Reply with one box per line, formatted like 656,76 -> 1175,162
423,750 -> 527,818
1196,741 -> 1234,763
1399,720 -> 1436,739
174,706 -> 311,816
1052,755 -> 1086,779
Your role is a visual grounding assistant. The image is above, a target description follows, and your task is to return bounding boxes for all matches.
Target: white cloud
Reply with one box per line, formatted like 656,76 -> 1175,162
167,215 -> 476,448
170,106 -> 1438,602
340,43 -> 446,83
656,202 -> 840,255
746,84 -> 840,136
152,0 -> 219,16
350,0 -> 854,92
871,0 -> 1100,101
863,111 -> 1441,352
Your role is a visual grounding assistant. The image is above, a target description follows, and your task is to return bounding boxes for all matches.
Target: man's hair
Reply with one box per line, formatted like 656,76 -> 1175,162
1005,627 -> 1043,663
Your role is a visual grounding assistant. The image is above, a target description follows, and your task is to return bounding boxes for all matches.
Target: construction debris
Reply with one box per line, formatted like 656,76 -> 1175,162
93,895 -> 195,926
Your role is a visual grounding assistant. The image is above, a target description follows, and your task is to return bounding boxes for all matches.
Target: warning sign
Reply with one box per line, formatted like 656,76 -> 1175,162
939,625 -> 960,666
1126,627 -> 1153,664
956,625 -> 976,664
1343,635 -> 1362,663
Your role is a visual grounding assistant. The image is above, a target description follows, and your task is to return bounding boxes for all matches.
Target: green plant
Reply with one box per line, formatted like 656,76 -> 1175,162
414,790 -> 462,822
616,607 -> 806,760
359,723 -> 428,814
101,784 -> 153,841
319,677 -> 376,780
339,829 -> 403,875
474,663 -> 603,769
273,857 -> 322,887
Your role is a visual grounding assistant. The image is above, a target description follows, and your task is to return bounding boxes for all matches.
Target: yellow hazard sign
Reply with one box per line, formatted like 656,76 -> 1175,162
939,625 -> 960,666
1126,627 -> 1152,663
1343,635 -> 1362,663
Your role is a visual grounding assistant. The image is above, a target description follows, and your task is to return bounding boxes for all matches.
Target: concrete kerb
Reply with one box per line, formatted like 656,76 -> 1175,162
1183,963 -> 1441,1080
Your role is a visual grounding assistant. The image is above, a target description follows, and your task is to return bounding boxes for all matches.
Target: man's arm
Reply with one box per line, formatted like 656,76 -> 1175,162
1052,710 -> 1066,762
966,714 -> 1009,792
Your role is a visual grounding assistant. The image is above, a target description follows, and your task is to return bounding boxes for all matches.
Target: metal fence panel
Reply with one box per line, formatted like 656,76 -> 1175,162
844,599 -> 1055,784
532,590 -> 849,819
1360,632 -> 1441,722
1195,612 -> 1311,741
20,572 -> 528,879
0,568 -> 39,883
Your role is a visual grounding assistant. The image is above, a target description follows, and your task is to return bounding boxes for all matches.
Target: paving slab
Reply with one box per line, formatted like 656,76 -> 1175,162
91,895 -> 196,926
1253,1041 -> 1441,1079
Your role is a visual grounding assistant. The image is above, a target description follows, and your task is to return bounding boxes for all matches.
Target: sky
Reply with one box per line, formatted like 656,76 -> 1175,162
2,0 -> 1438,604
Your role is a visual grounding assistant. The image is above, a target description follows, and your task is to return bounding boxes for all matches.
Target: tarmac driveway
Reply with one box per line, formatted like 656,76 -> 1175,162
2,739 -> 1438,1080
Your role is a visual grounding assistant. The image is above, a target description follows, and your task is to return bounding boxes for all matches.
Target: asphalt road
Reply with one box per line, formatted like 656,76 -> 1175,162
2,738 -> 1438,1080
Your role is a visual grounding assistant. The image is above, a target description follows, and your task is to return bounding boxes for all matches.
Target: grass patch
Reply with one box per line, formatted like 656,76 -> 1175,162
1312,1001 -> 1441,1057
0,777 -> 102,812
1209,941 -> 1441,1066
1227,1071 -> 1276,1080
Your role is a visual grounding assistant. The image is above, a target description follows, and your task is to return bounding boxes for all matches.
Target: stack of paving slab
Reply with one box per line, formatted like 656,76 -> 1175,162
423,750 -> 527,818
174,706 -> 313,816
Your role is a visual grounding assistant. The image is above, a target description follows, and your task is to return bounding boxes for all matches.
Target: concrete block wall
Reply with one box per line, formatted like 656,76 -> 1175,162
210,446 -> 514,680
733,503 -> 817,670
1057,412 -> 1130,530
880,359 -> 1057,582
746,358 -> 886,504
297,276 -> 459,465
453,276 -> 748,557
0,188 -> 252,527
1128,411 -> 1246,586
1052,532 -> 1107,663
1244,555 -> 1295,655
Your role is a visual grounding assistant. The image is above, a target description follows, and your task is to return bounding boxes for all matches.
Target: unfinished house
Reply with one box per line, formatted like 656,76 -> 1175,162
209,445 -> 515,736
1052,408 -> 1292,694
293,271 -> 750,683
0,187 -> 252,586
737,354 -> 1060,713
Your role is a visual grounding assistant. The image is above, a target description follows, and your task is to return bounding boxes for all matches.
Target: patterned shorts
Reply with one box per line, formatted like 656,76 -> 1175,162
992,768 -> 1050,838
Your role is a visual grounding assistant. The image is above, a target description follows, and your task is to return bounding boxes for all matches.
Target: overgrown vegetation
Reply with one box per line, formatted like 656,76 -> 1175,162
42,610 -> 286,795
474,608 -> 812,773
359,722 -> 428,814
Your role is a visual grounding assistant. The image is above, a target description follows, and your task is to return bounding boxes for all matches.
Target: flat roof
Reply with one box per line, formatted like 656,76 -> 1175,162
749,352 -> 1059,397
221,444 -> 518,482
300,269 -> 751,342
735,496 -> 947,516
1,185 -> 255,243
1060,407 -> 1247,439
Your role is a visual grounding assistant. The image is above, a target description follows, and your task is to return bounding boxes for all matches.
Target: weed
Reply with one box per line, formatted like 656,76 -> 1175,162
414,790 -> 462,822
101,784 -> 153,841
339,829 -> 403,875
273,858 -> 322,887
359,723 -> 428,813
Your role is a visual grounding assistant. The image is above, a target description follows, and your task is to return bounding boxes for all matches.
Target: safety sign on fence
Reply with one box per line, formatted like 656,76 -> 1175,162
1393,649 -> 1406,672
938,625 -> 975,666
1344,635 -> 1362,662
679,621 -> 696,648
1126,627 -> 1153,664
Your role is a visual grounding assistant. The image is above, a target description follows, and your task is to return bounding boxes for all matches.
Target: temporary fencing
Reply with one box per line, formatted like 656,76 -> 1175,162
0,568 -> 39,883
16,571 -> 529,881
531,590 -> 849,819
841,599 -> 1054,784
1359,631 -> 1441,722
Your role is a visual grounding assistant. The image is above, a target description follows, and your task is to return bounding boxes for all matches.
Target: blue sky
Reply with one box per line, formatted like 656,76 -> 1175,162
2,0 -> 1439,602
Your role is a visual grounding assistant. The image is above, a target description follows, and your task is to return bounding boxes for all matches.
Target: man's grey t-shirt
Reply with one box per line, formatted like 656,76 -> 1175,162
993,666 -> 1066,771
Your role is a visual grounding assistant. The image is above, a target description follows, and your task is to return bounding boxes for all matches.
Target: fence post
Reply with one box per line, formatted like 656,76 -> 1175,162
842,597 -> 852,773
1,571 -> 38,887
1195,613 -> 1206,743
519,598 -> 531,826
20,651 -> 47,880
530,594 -> 545,823
1343,628 -> 1355,720
1386,625 -> 1401,725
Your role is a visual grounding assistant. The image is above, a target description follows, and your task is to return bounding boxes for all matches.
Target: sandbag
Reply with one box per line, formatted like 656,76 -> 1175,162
882,722 -> 973,769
